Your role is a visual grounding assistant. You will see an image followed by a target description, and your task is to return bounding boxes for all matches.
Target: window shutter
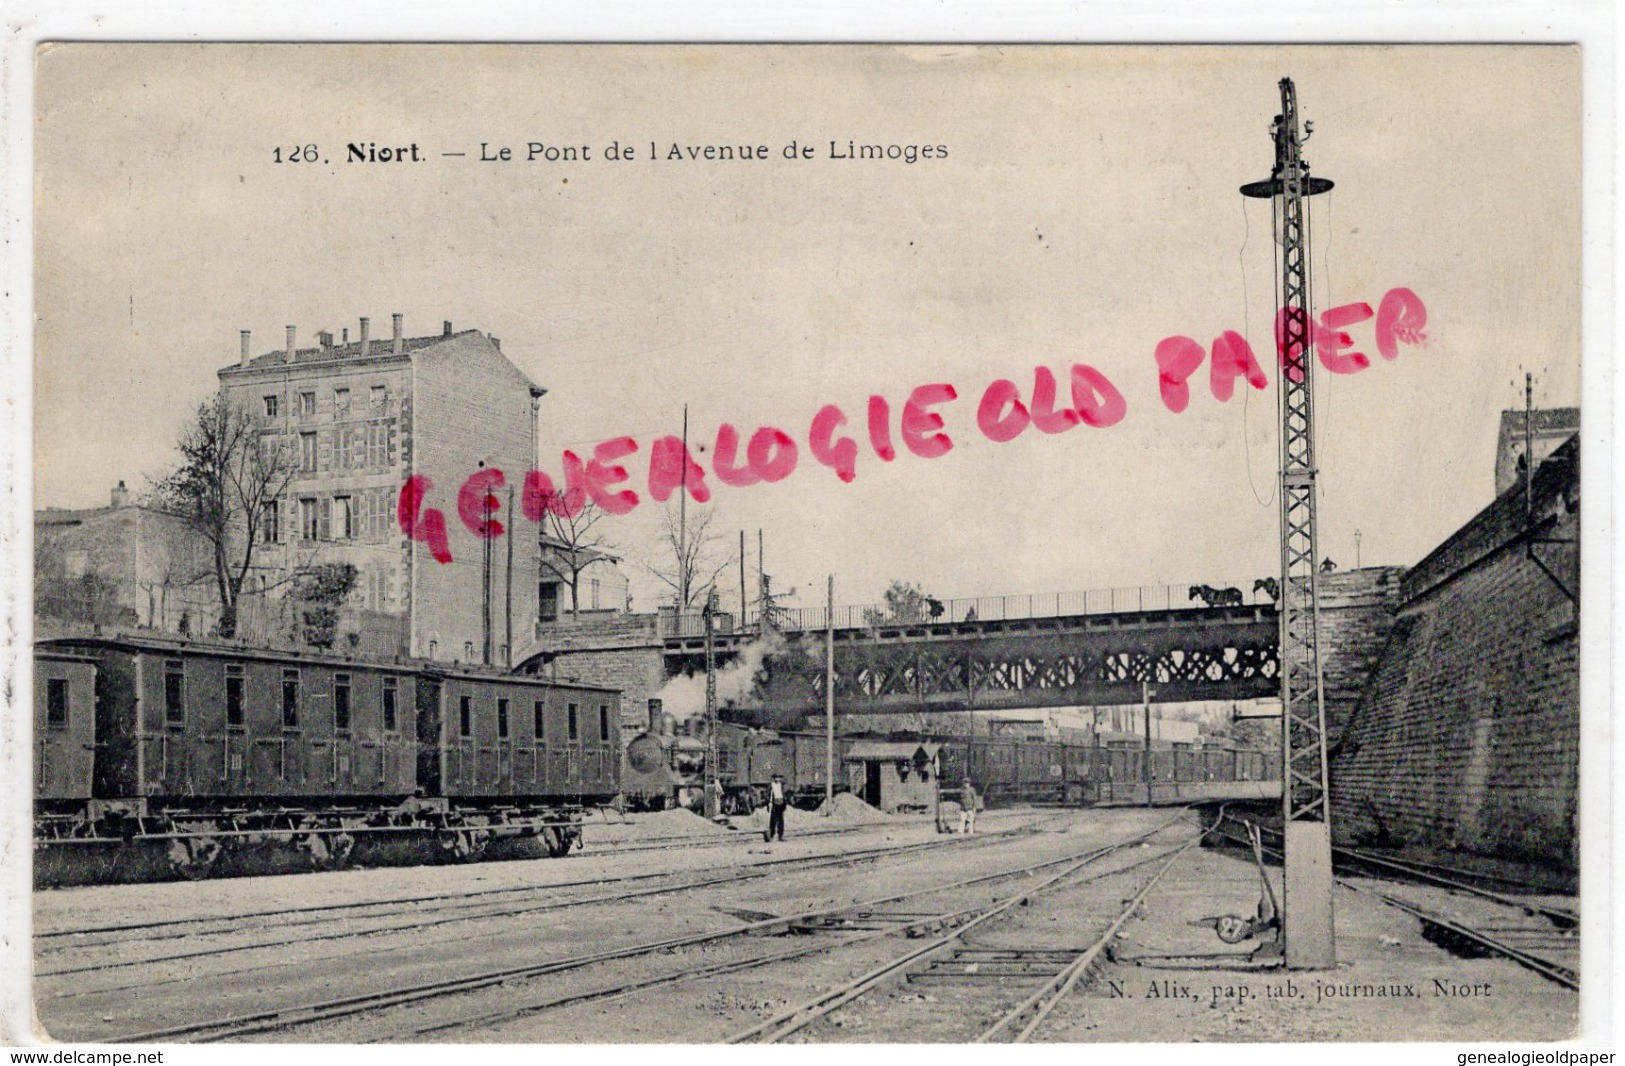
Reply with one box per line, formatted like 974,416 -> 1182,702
319,497 -> 332,541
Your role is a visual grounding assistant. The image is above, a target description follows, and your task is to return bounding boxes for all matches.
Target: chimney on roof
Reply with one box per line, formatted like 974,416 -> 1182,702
318,330 -> 334,350
443,320 -> 452,337
239,330 -> 251,367
111,480 -> 129,508
392,313 -> 404,355
285,325 -> 296,362
491,336 -> 500,351
342,328 -> 349,345
359,316 -> 371,357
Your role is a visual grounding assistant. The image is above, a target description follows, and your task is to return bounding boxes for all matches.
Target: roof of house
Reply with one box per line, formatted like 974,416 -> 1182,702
1498,407 -> 1580,437
219,328 -> 545,395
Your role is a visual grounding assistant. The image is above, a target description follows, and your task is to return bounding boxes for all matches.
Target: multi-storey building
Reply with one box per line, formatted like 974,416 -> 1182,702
218,315 -> 545,663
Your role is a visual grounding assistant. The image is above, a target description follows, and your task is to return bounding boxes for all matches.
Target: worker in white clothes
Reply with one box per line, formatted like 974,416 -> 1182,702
765,773 -> 789,842
959,779 -> 978,834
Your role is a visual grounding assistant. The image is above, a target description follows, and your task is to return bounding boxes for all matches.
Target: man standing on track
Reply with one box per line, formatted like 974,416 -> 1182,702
959,779 -> 978,834
765,773 -> 789,842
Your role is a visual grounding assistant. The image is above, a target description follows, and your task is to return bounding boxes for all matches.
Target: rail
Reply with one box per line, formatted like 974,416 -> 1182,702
659,579 -> 1277,638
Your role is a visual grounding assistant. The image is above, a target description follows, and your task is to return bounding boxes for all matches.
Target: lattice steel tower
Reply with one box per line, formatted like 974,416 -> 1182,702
1241,77 -> 1336,969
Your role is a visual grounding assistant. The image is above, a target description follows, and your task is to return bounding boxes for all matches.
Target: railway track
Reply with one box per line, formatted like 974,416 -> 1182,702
1211,813 -> 1579,991
38,813 -> 1063,984
728,814 -> 1210,1043
95,810 -> 1185,1043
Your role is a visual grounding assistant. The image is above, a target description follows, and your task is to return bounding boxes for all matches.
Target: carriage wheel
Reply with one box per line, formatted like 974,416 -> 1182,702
167,835 -> 221,880
438,828 -> 489,862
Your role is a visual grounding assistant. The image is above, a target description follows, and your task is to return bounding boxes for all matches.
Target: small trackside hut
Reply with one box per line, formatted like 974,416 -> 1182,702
844,741 -> 941,814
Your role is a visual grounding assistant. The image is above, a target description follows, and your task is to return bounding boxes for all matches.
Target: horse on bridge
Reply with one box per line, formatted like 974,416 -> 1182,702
1189,584 -> 1245,608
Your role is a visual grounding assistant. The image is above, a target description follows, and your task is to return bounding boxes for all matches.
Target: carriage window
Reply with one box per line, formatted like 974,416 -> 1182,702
459,695 -> 472,737
567,703 -> 579,741
382,679 -> 398,733
225,664 -> 244,727
164,660 -> 185,725
334,674 -> 351,732
282,669 -> 300,728
533,700 -> 546,742
46,678 -> 69,729
497,698 -> 510,739
598,704 -> 610,742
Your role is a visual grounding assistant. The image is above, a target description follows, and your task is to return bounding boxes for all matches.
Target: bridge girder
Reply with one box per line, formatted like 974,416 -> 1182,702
665,608 -> 1279,713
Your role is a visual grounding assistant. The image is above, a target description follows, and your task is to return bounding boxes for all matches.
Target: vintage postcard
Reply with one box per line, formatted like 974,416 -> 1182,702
5,39 -> 1602,1053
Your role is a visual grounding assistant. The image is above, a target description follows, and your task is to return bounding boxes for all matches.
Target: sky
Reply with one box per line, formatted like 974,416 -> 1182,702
32,44 -> 1582,618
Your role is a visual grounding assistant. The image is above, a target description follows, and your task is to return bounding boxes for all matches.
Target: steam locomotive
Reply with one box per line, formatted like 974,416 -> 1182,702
33,634 -> 620,877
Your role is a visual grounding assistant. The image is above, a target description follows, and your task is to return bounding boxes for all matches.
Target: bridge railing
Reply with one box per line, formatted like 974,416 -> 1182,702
657,580 -> 1274,638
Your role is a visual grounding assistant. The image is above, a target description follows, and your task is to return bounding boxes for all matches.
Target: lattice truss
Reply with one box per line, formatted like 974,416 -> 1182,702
803,638 -> 1278,705
1271,78 -> 1332,826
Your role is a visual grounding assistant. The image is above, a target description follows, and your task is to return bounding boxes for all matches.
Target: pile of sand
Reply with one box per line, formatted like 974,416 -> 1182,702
813,792 -> 892,824
614,807 -> 734,841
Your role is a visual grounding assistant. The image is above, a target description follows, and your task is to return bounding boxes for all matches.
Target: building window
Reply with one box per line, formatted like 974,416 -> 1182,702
370,385 -> 387,407
282,669 -> 300,728
334,673 -> 351,732
497,698 -> 510,739
459,695 -> 472,738
164,660 -> 185,725
261,500 -> 279,544
264,395 -> 279,418
334,426 -> 353,470
382,678 -> 398,733
333,388 -> 350,414
334,495 -> 353,540
300,498 -> 319,541
366,422 -> 391,469
533,700 -> 546,742
598,704 -> 610,742
428,640 -> 439,658
464,641 -> 474,661
298,391 -> 316,418
567,702 -> 579,741
299,431 -> 317,472
539,582 -> 559,623
46,678 -> 69,729
590,578 -> 601,610
225,664 -> 244,727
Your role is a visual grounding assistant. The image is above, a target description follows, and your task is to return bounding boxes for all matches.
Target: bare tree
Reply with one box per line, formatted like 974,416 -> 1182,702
648,503 -> 730,611
537,494 -> 617,617
149,392 -> 298,638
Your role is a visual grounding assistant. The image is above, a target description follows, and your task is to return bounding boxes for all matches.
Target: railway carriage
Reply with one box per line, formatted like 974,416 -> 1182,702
34,650 -> 98,829
34,634 -> 620,876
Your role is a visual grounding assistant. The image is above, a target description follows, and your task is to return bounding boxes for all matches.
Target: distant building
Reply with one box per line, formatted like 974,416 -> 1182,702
1494,406 -> 1578,497
35,481 -> 218,634
537,534 -> 630,623
217,316 -> 545,663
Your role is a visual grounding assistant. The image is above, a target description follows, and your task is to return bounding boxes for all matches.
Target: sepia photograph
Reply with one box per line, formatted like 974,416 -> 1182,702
2,31 -> 1606,1052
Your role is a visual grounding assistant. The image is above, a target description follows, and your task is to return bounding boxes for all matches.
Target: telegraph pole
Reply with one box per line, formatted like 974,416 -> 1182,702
703,586 -> 719,819
825,574 -> 836,810
1142,681 -> 1153,808
1241,76 -> 1337,969
504,485 -> 514,668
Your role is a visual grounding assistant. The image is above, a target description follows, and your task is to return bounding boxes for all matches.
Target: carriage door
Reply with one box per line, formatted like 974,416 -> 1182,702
494,697 -> 513,794
455,694 -> 477,791
566,702 -> 582,787
222,664 -> 248,791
